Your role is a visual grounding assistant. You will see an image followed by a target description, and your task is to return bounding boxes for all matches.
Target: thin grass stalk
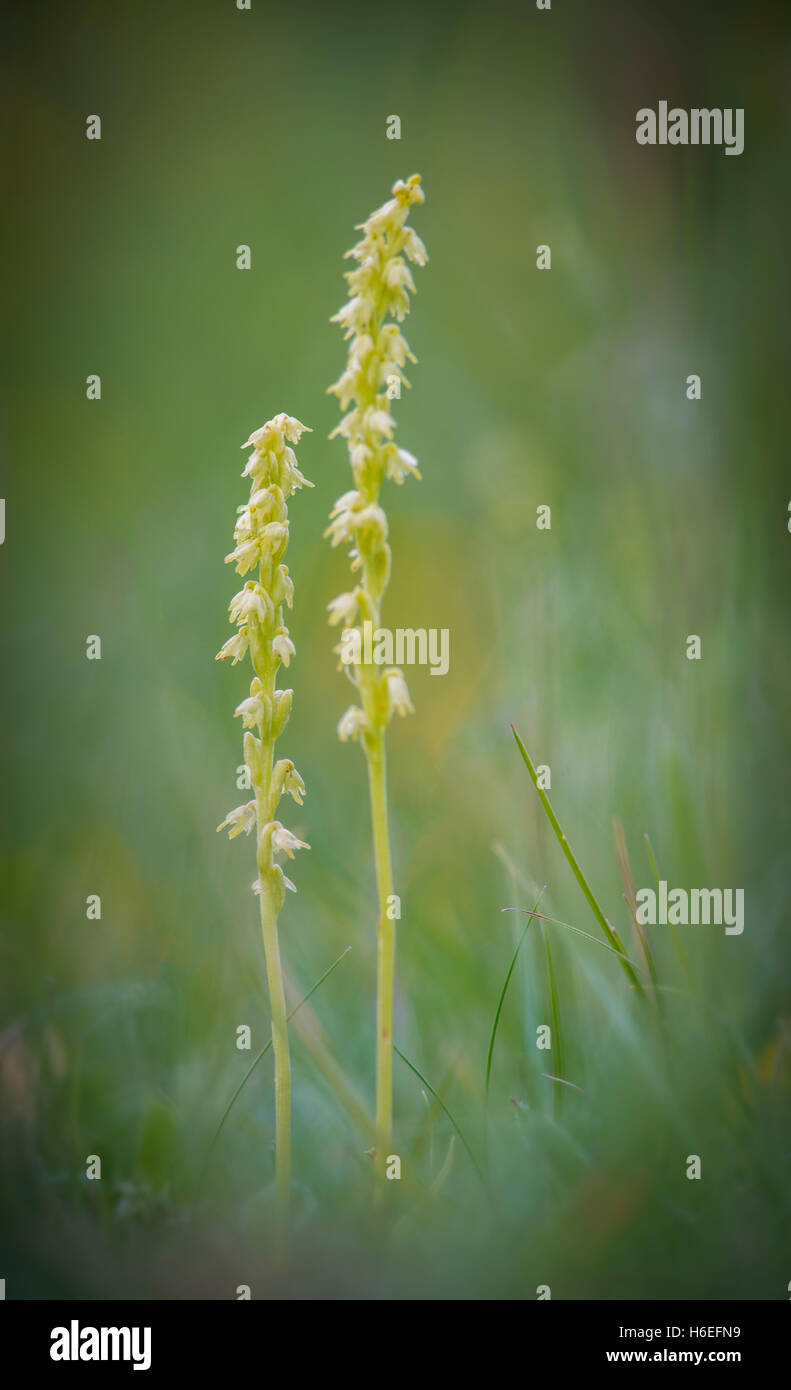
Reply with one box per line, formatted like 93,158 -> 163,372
644,831 -> 691,989
502,908 -> 644,969
614,817 -> 660,1009
511,724 -> 646,998
540,919 -> 565,1118
394,1045 -> 482,1181
486,888 -> 547,1106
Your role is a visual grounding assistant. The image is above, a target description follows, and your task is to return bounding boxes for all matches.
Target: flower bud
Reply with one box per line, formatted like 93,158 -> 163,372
270,688 -> 293,740
243,731 -> 263,786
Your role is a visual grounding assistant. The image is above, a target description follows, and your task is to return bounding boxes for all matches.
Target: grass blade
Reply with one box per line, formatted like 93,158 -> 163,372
614,816 -> 659,998
644,831 -> 691,987
486,887 -> 546,1104
502,908 -> 644,970
541,1073 -> 586,1095
511,724 -> 645,997
394,1044 -> 483,1181
541,919 -> 565,1112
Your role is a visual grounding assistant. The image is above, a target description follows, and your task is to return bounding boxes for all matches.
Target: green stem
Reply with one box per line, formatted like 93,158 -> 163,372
257,871 -> 291,1215
254,571 -> 291,1217
366,738 -> 396,1166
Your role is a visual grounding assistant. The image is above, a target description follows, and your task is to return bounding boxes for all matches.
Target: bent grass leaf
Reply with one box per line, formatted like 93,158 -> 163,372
486,888 -> 547,1105
511,725 -> 645,998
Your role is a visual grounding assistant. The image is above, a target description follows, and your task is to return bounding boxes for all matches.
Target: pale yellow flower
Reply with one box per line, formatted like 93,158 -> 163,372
383,668 -> 414,720
216,629 -> 250,665
327,591 -> 360,627
337,705 -> 369,742
272,631 -> 296,667
217,801 -> 257,838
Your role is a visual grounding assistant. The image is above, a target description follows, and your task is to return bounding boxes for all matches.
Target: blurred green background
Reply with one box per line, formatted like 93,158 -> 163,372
2,0 -> 789,1298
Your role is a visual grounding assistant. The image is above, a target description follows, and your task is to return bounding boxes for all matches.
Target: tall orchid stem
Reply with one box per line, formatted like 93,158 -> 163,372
257,857 -> 291,1215
326,175 -> 427,1180
217,412 -> 312,1229
366,738 -> 396,1163
252,559 -> 291,1219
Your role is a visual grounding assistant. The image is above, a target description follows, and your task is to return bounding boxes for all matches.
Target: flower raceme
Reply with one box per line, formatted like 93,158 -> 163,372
326,173 -> 428,749
215,411 -> 312,1214
216,412 -> 312,912
325,175 -> 428,1165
